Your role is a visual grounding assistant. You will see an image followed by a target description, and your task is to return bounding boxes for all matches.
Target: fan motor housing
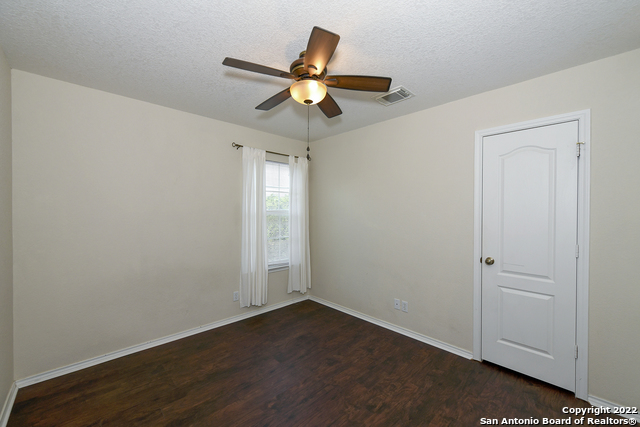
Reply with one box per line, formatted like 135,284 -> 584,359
290,52 -> 326,80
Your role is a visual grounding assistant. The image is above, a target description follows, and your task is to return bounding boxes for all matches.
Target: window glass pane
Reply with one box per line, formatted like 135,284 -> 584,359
267,214 -> 280,240
267,239 -> 279,263
279,238 -> 289,261
266,161 -> 290,267
266,163 -> 279,188
266,192 -> 279,210
280,193 -> 289,210
280,165 -> 290,189
281,215 -> 289,238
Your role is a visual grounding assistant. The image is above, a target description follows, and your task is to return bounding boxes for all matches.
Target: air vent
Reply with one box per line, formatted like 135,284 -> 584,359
374,86 -> 415,106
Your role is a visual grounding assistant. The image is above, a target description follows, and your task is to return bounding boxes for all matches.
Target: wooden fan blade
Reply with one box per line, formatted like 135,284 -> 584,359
223,58 -> 295,79
304,27 -> 340,77
324,75 -> 392,92
256,87 -> 292,111
317,92 -> 342,118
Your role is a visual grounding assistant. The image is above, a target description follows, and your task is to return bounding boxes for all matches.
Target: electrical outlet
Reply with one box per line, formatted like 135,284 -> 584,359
394,298 -> 401,310
401,301 -> 408,313
233,291 -> 239,302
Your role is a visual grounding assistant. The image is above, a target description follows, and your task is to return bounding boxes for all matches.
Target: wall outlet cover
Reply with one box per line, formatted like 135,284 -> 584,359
402,301 -> 408,313
394,298 -> 401,309
233,291 -> 239,302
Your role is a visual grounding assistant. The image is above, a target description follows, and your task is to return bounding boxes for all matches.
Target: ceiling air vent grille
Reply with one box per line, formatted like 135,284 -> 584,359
375,86 -> 414,106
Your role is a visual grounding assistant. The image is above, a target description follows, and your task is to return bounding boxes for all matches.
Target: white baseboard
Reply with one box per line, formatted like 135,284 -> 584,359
11,294 -> 472,390
16,295 -> 309,389
7,295 -> 636,426
309,295 -> 473,360
0,382 -> 18,427
588,395 -> 640,422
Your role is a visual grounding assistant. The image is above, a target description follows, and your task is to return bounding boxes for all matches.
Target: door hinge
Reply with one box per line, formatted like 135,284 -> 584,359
575,345 -> 579,359
575,245 -> 579,258
576,141 -> 585,157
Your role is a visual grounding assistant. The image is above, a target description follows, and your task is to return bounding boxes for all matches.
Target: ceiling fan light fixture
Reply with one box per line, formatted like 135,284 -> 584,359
290,79 -> 327,105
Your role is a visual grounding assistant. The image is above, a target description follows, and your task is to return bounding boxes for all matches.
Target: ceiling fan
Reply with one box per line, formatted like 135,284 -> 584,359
222,26 -> 392,118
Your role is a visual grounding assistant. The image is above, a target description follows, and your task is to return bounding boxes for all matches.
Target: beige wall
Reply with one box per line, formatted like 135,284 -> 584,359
0,45 -> 13,408
11,71 -> 306,379
310,48 -> 640,407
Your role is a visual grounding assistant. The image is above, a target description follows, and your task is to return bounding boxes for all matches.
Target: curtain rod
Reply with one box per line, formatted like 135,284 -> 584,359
231,142 -> 299,159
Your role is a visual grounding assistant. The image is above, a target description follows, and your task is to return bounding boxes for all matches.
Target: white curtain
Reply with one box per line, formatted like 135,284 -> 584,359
288,155 -> 311,294
240,147 -> 268,307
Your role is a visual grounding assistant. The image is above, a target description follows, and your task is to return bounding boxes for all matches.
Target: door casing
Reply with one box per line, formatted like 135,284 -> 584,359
473,110 -> 591,400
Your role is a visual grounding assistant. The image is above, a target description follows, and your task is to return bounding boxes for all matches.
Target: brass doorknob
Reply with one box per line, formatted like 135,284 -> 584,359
485,257 -> 495,265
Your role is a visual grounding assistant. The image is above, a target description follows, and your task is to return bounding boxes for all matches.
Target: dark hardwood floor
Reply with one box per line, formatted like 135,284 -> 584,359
8,300 -> 614,426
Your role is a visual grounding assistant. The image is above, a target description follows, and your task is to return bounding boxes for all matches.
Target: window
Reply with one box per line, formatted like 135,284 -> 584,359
266,161 -> 289,269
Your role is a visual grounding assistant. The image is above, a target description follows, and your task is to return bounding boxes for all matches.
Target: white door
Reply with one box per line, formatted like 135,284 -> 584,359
481,121 -> 578,391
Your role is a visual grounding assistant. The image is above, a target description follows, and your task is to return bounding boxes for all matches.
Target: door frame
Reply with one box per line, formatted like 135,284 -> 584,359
472,110 -> 591,400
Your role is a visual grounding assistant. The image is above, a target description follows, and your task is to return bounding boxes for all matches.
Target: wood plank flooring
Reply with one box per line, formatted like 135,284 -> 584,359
8,300 -> 616,426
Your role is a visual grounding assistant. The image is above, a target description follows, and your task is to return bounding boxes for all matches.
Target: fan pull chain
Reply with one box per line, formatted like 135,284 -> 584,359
306,104 -> 311,161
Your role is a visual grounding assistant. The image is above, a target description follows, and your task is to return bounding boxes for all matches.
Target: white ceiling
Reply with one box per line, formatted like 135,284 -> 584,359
1,0 -> 639,142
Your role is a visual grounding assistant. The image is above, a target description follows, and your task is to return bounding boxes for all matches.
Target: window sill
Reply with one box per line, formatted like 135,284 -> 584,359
269,263 -> 289,273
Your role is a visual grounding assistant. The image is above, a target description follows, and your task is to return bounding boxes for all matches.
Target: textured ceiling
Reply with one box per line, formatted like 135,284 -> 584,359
1,0 -> 639,141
